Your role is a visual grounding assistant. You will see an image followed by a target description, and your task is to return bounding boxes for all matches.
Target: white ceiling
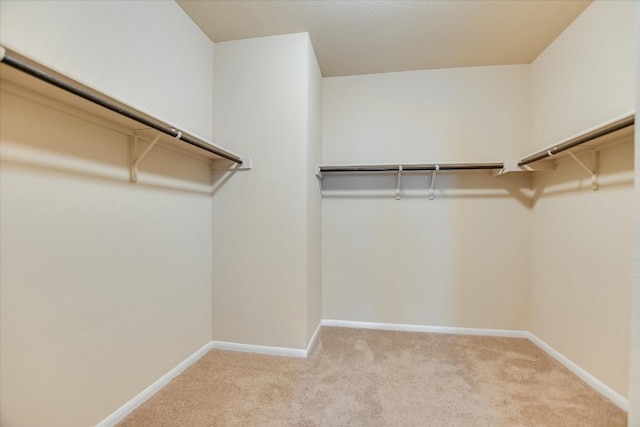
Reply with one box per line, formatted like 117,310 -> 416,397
177,0 -> 592,77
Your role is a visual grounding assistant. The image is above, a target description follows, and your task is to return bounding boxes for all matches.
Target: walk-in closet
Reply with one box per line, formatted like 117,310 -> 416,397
1,1 -> 638,425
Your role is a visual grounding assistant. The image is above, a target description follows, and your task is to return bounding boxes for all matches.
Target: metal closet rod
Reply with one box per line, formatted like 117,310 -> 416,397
0,45 -> 242,165
319,163 -> 505,173
518,114 -> 634,167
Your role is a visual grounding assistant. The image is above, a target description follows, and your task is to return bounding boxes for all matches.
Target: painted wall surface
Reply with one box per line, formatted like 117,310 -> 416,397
529,0 -> 636,399
323,65 -> 531,164
530,142 -> 634,398
630,2 -> 640,421
306,39 -> 323,343
530,0 -> 635,149
0,89 -> 213,426
0,1 -> 216,425
322,66 -> 532,329
211,33 -> 321,350
0,0 -> 215,140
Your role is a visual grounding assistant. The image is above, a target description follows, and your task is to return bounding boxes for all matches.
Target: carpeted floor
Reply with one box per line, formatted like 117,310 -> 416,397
119,327 -> 626,426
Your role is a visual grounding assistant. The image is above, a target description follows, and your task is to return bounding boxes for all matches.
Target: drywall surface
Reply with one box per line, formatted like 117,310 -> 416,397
306,39 -> 323,342
323,65 -> 531,164
530,0 -> 635,149
530,141 -> 634,399
0,88 -> 213,425
322,65 -> 530,163
0,0 -> 215,140
529,0 -> 636,399
211,33 -> 321,350
628,3 -> 639,422
321,66 -> 532,329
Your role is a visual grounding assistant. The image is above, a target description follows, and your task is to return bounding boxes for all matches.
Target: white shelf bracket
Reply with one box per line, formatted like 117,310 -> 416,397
493,159 -> 555,176
315,166 -> 323,180
567,150 -> 598,191
130,132 -> 162,183
429,164 -> 439,200
396,165 -> 403,200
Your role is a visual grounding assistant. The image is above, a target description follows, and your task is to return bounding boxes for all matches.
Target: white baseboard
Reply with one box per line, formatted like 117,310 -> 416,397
96,341 -> 214,427
95,327 -> 322,426
210,340 -> 307,358
96,321 -> 628,426
306,321 -> 322,355
211,321 -> 323,358
526,332 -> 628,411
322,319 -> 628,411
321,319 -> 529,338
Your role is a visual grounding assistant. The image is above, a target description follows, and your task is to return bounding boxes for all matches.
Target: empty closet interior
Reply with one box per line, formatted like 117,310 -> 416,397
0,1 -> 638,426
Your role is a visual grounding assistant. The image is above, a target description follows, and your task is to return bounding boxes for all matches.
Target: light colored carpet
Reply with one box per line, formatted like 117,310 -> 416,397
119,327 -> 626,426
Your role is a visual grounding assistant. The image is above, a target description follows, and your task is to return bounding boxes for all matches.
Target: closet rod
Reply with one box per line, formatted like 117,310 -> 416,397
0,45 -> 242,164
319,163 -> 504,173
518,113 -> 634,167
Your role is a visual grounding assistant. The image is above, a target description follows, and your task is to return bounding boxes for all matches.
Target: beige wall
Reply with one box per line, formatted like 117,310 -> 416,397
306,39 -> 323,343
322,1 -> 636,403
530,0 -> 635,149
529,0 -> 636,399
1,0 -> 637,423
0,0 -> 214,140
321,66 -> 532,329
0,89 -> 213,426
211,33 -> 322,350
529,141 -> 633,398
0,1 -> 217,425
629,1 -> 640,423
323,65 -> 532,164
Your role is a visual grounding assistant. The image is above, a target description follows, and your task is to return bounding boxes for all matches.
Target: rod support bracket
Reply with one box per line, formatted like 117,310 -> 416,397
493,159 -> 555,176
567,150 -> 598,191
395,165 -> 403,200
130,132 -> 161,183
429,164 -> 439,200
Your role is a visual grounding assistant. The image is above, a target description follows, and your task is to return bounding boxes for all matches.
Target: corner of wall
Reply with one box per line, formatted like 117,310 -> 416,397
528,0 -> 636,399
211,32 -> 322,350
305,34 -> 323,345
628,1 -> 640,423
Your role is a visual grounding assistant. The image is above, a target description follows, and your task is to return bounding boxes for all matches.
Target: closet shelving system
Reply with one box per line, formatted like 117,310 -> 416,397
0,45 -> 247,182
317,112 -> 635,197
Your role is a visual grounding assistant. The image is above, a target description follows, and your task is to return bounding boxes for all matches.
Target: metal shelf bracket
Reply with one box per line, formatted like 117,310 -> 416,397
130,132 -> 163,183
429,164 -> 439,200
395,165 -> 403,200
567,150 -> 599,191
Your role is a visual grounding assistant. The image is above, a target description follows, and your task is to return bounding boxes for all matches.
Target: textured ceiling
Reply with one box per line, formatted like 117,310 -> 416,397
177,0 -> 592,77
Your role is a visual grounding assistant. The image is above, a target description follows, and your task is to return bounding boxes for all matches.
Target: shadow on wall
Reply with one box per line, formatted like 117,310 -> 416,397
321,168 -> 533,329
321,138 -> 634,331
0,88 -> 227,195
321,137 -> 635,210
320,171 -> 534,208
530,138 -> 634,207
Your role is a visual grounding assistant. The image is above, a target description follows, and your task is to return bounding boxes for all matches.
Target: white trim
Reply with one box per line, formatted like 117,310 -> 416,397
95,323 -> 629,426
95,336 -> 313,426
95,341 -> 214,427
526,332 -> 628,411
321,319 -> 529,338
210,321 -> 322,359
306,321 -> 323,356
321,320 -> 628,411
210,341 -> 307,358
